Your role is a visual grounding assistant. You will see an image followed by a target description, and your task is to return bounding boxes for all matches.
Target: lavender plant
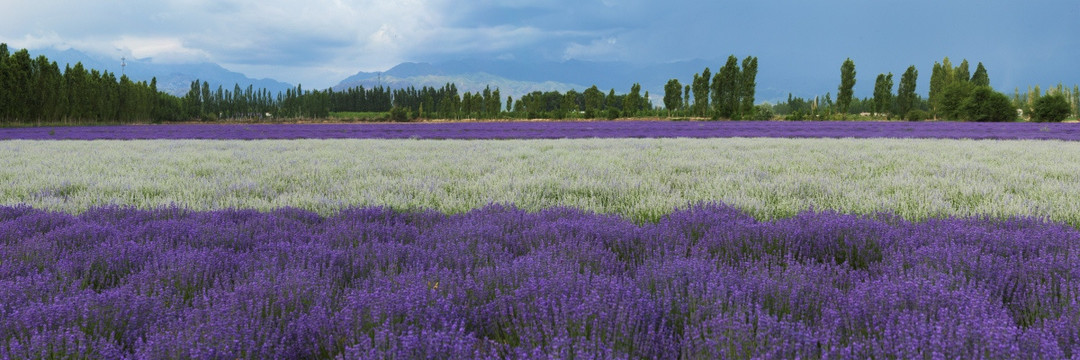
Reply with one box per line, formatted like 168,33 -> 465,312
2,138 -> 1079,225
4,120 -> 1080,140
1,203 -> 1078,358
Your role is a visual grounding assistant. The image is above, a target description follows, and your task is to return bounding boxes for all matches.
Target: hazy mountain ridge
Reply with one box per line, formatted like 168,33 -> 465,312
25,47 -> 801,104
334,71 -> 588,103
28,48 -> 295,97
336,59 -> 797,105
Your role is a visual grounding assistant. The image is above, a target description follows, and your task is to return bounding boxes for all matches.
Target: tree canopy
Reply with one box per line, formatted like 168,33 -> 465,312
837,58 -> 857,119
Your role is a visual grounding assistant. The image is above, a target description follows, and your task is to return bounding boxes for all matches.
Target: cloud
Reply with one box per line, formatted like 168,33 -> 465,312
114,36 -> 211,63
563,37 -> 624,61
1,0 -> 1076,90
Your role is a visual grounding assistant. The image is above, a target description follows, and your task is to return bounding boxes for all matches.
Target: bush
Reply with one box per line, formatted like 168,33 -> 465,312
388,107 -> 412,122
754,105 -> 775,120
960,87 -> 1015,122
940,82 -> 974,120
1032,94 -> 1071,122
904,109 -> 930,121
606,108 -> 620,120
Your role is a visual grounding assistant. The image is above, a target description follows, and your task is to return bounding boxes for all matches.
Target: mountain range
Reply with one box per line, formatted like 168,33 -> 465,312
28,48 -> 807,104
334,59 -> 798,104
27,48 -> 295,97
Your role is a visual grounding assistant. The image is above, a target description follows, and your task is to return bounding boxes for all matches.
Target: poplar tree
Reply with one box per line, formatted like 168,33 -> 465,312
929,62 -> 945,117
971,62 -> 990,87
896,66 -> 919,118
683,85 -> 690,111
1073,85 -> 1079,118
873,73 -> 894,117
0,44 -> 9,121
740,56 -> 758,118
929,58 -> 954,117
894,65 -> 920,118
955,59 -> 970,83
583,85 -> 603,118
713,56 -> 741,119
692,68 -> 711,117
663,79 -> 682,114
837,58 -> 856,119
625,83 -> 642,116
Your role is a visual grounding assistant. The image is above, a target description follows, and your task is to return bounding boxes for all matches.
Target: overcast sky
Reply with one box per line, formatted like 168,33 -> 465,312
2,0 -> 1077,91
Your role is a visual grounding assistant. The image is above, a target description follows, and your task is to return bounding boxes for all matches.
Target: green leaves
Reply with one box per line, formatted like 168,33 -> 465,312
897,66 -> 918,119
1032,94 -> 1071,122
837,58 -> 856,119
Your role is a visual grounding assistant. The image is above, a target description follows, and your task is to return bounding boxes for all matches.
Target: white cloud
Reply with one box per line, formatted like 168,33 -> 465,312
563,37 -> 624,61
113,36 -> 211,63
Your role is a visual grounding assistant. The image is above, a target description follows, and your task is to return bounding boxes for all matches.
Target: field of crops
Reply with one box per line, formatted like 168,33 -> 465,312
3,121 -> 1080,359
4,120 -> 1080,140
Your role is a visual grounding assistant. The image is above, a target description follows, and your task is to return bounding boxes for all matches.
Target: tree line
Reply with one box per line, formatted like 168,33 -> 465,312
0,44 -> 183,124
769,57 -> 1078,122
2,42 -> 1076,125
0,43 -> 667,124
660,55 -> 759,120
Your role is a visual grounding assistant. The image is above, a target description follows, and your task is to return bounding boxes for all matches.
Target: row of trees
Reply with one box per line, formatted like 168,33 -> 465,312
1013,84 -> 1080,122
0,44 -> 183,124
380,84 -> 659,121
2,42 -> 1076,124
772,57 -> 1074,122
661,55 -> 759,119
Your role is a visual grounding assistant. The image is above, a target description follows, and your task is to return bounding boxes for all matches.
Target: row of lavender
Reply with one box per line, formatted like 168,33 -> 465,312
3,120 -> 1079,140
2,203 -> 1077,359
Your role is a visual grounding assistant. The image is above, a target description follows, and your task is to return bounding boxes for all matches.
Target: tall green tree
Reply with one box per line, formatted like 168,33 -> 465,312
954,59 -> 970,83
691,67 -> 711,117
0,44 -> 10,121
712,56 -> 741,119
929,58 -> 954,117
740,56 -> 758,118
896,66 -> 918,119
940,82 -> 974,120
9,49 -> 33,120
1073,85 -> 1079,118
663,79 -> 683,114
837,58 -> 856,119
562,89 -> 580,118
683,85 -> 690,111
583,85 -> 604,118
625,83 -> 643,116
929,62 -> 945,117
971,62 -> 990,87
873,73 -> 894,117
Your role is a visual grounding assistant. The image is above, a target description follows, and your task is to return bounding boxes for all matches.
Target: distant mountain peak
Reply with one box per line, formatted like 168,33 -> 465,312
27,47 -> 294,97
333,58 -> 793,104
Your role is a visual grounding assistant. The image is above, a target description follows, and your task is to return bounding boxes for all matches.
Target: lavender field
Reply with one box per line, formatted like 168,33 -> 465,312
2,204 -> 1079,358
1,120 -> 1079,140
3,122 -> 1080,359
3,138 -> 1080,225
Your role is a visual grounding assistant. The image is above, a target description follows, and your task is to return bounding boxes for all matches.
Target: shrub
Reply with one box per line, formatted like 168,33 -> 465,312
606,108 -> 620,120
904,109 -> 930,121
960,87 -> 1015,122
1032,94 -> 1071,122
754,105 -> 775,120
388,107 -> 412,122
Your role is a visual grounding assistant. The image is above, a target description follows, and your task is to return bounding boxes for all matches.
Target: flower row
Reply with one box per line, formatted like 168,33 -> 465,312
2,204 -> 1078,358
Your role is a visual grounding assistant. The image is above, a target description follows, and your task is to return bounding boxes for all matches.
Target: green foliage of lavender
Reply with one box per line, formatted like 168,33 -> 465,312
1,204 -> 1078,358
2,138 -> 1080,225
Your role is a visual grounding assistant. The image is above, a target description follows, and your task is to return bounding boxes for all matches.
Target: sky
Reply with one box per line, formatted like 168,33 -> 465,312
2,0 -> 1077,94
